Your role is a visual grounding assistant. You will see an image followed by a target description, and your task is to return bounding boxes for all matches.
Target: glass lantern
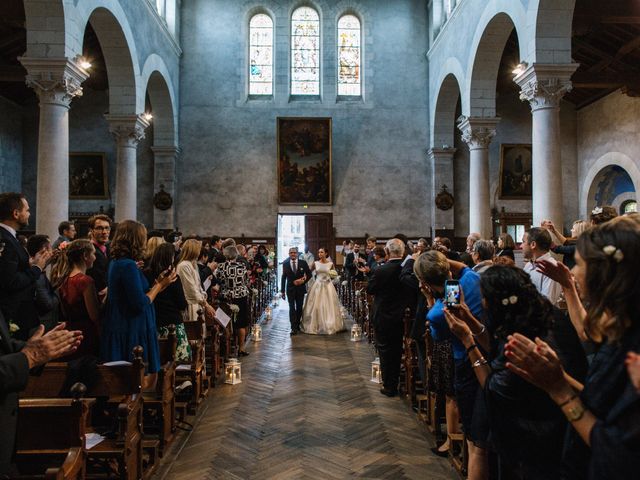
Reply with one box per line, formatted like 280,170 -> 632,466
224,358 -> 242,385
272,294 -> 279,308
370,357 -> 382,384
340,306 -> 348,321
350,324 -> 363,342
252,324 -> 262,342
265,306 -> 273,321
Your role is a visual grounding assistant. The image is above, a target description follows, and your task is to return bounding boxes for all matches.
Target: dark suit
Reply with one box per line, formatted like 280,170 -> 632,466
0,310 -> 29,476
0,227 -> 41,341
399,258 -> 428,384
86,242 -> 109,293
367,258 -> 407,392
280,258 -> 312,331
345,251 -> 366,281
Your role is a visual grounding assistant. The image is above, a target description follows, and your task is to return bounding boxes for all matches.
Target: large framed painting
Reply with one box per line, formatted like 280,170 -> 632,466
277,117 -> 332,205
69,152 -> 109,199
499,144 -> 532,199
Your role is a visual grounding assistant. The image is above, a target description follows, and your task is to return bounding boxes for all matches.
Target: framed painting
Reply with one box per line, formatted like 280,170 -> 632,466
499,144 -> 532,199
69,152 -> 109,199
277,117 -> 332,205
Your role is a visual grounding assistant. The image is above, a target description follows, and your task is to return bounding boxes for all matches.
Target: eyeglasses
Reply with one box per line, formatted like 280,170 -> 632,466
93,226 -> 111,231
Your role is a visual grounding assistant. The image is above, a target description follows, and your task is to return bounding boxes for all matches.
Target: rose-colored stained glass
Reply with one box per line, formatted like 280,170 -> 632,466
338,15 -> 361,96
249,14 -> 273,95
291,7 -> 320,95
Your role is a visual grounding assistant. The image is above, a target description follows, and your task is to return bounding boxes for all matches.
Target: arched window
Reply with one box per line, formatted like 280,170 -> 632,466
337,14 -> 361,96
622,199 -> 637,214
291,7 -> 320,95
249,14 -> 274,95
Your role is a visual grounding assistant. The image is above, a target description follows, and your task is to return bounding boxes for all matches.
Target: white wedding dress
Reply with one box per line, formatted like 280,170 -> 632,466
301,261 -> 345,335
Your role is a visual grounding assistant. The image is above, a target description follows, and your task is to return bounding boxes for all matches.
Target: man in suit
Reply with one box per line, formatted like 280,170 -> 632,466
51,220 -> 76,249
86,213 -> 112,300
344,242 -> 367,281
366,238 -> 407,397
0,193 -> 50,341
280,247 -> 312,335
0,309 -> 83,477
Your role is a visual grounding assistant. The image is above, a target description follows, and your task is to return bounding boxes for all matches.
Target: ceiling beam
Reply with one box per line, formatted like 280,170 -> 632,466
572,71 -> 640,88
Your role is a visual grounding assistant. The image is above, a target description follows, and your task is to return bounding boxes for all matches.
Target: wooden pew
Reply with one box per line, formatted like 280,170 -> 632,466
181,313 -> 208,412
22,347 -> 146,480
14,383 -> 91,480
142,325 -> 177,457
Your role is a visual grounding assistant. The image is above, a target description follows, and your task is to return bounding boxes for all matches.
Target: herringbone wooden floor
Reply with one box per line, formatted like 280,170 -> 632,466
158,302 -> 457,480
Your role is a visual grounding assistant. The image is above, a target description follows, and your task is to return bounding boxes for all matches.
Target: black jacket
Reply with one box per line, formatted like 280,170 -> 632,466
0,310 -> 29,475
86,242 -> 109,293
0,227 -> 40,340
344,251 -> 366,280
366,258 -> 407,328
280,258 -> 312,294
144,271 -> 188,328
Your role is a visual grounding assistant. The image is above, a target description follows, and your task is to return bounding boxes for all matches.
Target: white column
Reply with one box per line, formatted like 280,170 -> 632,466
105,115 -> 150,222
151,145 -> 180,229
514,63 -> 578,229
458,116 -> 500,239
20,57 -> 88,239
428,147 -> 456,234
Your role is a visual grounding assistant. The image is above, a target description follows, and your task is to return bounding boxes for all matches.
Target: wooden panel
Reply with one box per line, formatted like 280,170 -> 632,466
305,213 -> 333,258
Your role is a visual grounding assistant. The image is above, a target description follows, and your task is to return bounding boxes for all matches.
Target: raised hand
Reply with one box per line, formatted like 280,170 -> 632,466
443,307 -> 472,342
21,323 -> 83,368
536,259 -> 573,289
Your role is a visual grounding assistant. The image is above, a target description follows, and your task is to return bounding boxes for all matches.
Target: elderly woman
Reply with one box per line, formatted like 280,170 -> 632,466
505,215 -> 640,479
176,238 -> 215,322
217,245 -> 251,356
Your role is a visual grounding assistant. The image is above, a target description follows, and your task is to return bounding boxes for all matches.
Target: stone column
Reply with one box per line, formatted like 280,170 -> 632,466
457,116 -> 500,239
151,145 -> 180,229
105,115 -> 150,222
428,147 -> 456,233
20,57 -> 88,239
514,63 -> 578,228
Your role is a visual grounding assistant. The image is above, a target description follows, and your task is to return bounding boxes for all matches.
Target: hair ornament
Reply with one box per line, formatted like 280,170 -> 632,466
603,244 -> 624,262
501,295 -> 518,306
592,206 -> 603,215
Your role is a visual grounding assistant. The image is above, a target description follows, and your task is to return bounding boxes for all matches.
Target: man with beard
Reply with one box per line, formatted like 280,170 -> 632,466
0,193 -> 51,340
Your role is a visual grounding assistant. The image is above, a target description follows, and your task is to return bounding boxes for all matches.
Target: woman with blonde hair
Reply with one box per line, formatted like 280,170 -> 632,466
102,220 -> 176,380
145,236 -> 165,264
177,238 -> 215,322
544,219 -> 590,269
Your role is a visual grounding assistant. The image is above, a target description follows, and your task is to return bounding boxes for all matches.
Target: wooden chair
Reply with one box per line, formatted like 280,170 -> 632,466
14,383 -> 91,480
22,347 -> 146,480
181,314 -> 209,413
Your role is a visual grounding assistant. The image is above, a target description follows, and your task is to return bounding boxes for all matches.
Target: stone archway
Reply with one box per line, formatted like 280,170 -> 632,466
527,0 -> 576,64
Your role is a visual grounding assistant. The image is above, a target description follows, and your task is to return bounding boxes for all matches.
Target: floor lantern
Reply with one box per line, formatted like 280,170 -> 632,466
371,357 -> 382,384
224,358 -> 242,385
350,324 -> 363,342
265,306 -> 273,321
252,324 -> 263,342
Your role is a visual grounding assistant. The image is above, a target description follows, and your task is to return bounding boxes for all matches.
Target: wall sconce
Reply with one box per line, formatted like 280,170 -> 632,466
143,112 -> 153,121
512,62 -> 528,76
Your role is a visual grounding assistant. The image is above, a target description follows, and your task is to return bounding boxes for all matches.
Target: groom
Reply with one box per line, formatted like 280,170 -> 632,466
280,247 -> 312,335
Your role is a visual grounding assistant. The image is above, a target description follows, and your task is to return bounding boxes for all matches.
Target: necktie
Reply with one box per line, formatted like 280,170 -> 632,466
292,260 -> 297,273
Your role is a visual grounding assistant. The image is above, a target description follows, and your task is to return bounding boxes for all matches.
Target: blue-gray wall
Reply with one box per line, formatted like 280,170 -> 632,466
0,97 -> 23,194
177,0 -> 430,237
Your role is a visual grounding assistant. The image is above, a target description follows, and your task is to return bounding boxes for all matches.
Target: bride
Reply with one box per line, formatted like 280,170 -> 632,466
301,248 -> 345,335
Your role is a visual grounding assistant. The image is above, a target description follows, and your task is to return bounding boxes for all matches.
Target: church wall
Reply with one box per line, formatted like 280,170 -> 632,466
577,91 -> 640,218
0,97 -> 23,194
177,0 -> 430,238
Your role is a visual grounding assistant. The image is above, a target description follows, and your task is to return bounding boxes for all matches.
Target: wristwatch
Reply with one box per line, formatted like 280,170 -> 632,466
564,403 -> 586,422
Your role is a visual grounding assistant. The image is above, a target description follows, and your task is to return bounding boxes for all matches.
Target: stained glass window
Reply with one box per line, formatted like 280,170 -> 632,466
337,15 -> 361,96
291,7 -> 320,95
249,14 -> 273,95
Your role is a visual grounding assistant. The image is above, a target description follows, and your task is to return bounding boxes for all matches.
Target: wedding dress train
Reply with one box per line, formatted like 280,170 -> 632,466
301,261 -> 345,335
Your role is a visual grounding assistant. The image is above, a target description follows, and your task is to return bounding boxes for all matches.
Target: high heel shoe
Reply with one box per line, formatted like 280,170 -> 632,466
430,445 -> 449,458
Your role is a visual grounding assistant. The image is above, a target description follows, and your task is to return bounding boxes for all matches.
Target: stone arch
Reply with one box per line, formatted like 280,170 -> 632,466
141,54 -> 177,146
432,72 -> 462,148
466,9 -> 523,118
580,152 -> 640,218
23,0 -> 68,58
73,1 -> 141,115
526,0 -> 576,64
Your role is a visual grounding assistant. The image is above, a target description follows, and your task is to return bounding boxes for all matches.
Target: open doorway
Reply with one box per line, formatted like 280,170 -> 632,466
277,215 -> 306,279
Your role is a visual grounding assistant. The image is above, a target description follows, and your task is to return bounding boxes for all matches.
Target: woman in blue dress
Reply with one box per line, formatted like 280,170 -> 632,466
101,220 -> 176,387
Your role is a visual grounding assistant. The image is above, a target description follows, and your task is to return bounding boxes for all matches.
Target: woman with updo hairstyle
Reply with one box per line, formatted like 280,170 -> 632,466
444,265 -> 566,478
102,220 -> 176,382
51,239 -> 101,360
145,243 -> 190,362
505,215 -> 640,479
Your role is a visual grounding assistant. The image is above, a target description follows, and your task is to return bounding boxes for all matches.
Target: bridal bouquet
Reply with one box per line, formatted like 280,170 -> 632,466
329,269 -> 338,279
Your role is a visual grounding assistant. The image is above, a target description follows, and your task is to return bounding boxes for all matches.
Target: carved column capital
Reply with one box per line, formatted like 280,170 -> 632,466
514,63 -> 579,111
428,147 -> 457,161
20,57 -> 89,108
151,145 -> 181,159
457,116 -> 500,150
105,114 -> 151,147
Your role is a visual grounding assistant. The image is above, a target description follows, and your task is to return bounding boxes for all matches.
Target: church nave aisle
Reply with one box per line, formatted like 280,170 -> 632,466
158,305 -> 456,480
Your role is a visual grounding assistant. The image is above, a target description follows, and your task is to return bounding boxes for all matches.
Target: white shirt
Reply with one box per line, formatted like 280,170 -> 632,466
523,252 -> 562,306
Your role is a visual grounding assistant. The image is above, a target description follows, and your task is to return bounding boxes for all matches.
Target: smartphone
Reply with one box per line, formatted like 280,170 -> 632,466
444,280 -> 461,308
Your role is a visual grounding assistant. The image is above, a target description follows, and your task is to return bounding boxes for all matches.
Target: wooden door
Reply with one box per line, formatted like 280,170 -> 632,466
305,214 -> 333,260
